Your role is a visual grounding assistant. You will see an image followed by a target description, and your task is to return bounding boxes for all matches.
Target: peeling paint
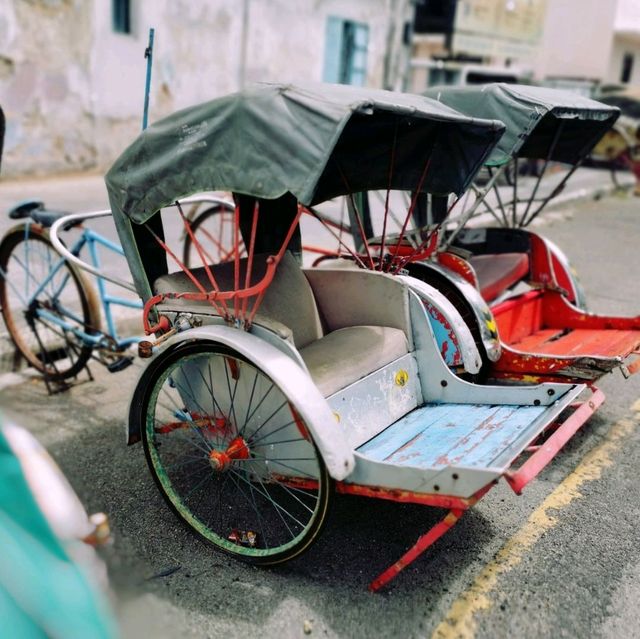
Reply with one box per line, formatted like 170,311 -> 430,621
0,0 -> 396,177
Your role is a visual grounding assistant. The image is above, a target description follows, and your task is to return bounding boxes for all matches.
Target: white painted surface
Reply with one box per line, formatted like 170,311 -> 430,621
0,0 -> 396,177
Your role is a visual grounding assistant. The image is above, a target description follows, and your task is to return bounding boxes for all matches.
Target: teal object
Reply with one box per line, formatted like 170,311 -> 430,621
424,83 -> 619,166
0,418 -> 117,639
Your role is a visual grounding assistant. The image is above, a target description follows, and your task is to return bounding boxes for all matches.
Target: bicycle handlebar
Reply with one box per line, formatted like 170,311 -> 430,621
49,195 -> 235,294
49,210 -> 139,292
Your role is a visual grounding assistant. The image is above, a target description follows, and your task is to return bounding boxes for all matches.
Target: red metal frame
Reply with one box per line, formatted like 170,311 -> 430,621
143,201 -> 304,334
331,384 -> 602,591
438,236 -> 640,380
335,483 -> 492,592
505,386 -> 605,494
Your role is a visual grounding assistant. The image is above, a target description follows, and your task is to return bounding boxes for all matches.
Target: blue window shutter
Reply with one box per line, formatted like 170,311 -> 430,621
323,17 -> 344,83
348,23 -> 369,86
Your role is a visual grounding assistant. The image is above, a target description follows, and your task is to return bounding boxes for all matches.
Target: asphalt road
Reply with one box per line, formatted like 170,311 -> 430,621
0,186 -> 639,638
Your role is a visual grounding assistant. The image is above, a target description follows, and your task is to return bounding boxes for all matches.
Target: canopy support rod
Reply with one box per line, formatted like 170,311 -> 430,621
390,152 -> 433,268
394,194 -> 463,273
336,164 -> 375,270
511,156 -> 519,227
305,207 -> 368,269
440,164 -> 506,250
488,166 -> 510,227
476,184 -> 509,226
379,123 -> 399,270
246,206 -> 305,326
176,201 -> 229,316
519,120 -> 566,228
144,222 -> 225,316
521,159 -> 582,228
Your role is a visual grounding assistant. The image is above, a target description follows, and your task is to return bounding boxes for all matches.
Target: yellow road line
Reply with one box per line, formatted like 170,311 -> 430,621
431,399 -> 640,639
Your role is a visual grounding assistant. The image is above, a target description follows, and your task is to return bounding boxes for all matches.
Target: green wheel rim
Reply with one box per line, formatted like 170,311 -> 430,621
142,345 -> 330,563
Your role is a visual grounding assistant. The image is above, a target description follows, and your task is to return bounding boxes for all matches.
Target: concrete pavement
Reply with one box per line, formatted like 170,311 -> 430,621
0,192 -> 638,638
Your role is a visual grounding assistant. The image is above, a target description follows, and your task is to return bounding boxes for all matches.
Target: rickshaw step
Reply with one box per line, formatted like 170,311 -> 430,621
353,385 -> 586,498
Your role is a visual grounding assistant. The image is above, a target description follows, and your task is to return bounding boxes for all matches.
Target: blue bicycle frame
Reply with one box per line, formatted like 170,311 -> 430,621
24,224 -> 142,352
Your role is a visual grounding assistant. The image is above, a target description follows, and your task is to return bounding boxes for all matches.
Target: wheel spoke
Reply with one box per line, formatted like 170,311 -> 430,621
142,345 -> 328,562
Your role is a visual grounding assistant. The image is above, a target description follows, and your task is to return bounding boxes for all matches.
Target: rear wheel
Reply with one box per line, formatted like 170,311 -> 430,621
0,225 -> 100,380
136,342 -> 332,565
182,203 -> 242,268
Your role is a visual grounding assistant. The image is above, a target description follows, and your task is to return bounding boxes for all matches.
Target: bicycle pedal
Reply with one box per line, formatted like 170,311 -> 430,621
106,356 -> 133,373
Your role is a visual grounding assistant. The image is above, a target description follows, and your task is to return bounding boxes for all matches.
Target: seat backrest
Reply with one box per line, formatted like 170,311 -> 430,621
304,267 -> 412,344
154,252 -> 323,349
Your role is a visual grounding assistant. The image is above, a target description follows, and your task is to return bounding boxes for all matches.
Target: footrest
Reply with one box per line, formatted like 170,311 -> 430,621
351,384 -> 588,498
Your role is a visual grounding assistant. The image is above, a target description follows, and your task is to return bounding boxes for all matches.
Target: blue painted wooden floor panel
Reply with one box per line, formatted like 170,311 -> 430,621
357,403 -> 547,470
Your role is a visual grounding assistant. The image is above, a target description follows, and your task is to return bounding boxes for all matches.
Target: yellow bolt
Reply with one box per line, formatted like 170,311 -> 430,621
395,370 -> 409,387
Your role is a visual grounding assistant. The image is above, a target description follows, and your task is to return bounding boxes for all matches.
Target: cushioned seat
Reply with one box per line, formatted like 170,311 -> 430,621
468,253 -> 530,302
299,326 -> 409,397
154,253 -> 411,398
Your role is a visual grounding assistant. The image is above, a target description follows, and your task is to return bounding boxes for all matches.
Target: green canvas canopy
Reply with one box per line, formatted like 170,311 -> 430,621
105,82 -> 505,300
424,84 -> 619,166
106,82 -> 504,224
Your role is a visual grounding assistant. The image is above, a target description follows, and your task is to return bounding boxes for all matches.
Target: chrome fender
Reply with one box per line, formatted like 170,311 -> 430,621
406,261 -> 502,362
533,233 -> 587,310
398,275 -> 482,374
127,325 -> 355,481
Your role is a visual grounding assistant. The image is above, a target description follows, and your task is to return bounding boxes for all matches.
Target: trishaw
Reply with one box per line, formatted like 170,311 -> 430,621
406,83 -> 640,383
591,86 -> 640,192
97,83 -> 603,591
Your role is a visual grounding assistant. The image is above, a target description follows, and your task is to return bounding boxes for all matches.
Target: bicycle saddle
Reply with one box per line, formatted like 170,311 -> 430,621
8,199 -> 81,230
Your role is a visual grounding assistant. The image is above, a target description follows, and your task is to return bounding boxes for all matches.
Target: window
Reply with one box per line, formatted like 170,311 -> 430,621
113,0 -> 131,34
323,17 -> 369,86
621,52 -> 634,83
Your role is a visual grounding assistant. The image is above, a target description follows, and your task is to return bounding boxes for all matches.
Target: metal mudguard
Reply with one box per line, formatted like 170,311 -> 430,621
126,325 -> 355,481
397,275 -> 483,374
405,261 -> 502,362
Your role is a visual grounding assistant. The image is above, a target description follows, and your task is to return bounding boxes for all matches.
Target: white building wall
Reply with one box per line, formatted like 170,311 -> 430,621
0,0 -> 393,177
607,36 -> 640,85
534,0 -> 617,82
608,0 -> 640,85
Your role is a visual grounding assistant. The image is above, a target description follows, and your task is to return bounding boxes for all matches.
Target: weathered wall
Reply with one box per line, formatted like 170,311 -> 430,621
0,0 -> 96,176
533,0 -> 617,81
608,0 -> 640,86
0,0 -> 394,178
607,35 -> 640,85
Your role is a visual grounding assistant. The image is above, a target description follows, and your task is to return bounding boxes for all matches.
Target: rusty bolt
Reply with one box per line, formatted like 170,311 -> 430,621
138,340 -> 153,358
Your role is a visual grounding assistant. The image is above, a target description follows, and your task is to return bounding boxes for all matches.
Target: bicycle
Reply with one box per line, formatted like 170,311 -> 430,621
0,200 -> 143,392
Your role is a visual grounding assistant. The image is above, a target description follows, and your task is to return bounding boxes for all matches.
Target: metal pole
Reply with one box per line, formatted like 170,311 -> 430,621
238,0 -> 250,89
142,28 -> 155,130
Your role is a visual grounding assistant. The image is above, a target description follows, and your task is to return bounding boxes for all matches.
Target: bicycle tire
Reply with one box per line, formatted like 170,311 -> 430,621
133,340 -> 332,566
0,224 -> 101,380
182,203 -> 240,268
